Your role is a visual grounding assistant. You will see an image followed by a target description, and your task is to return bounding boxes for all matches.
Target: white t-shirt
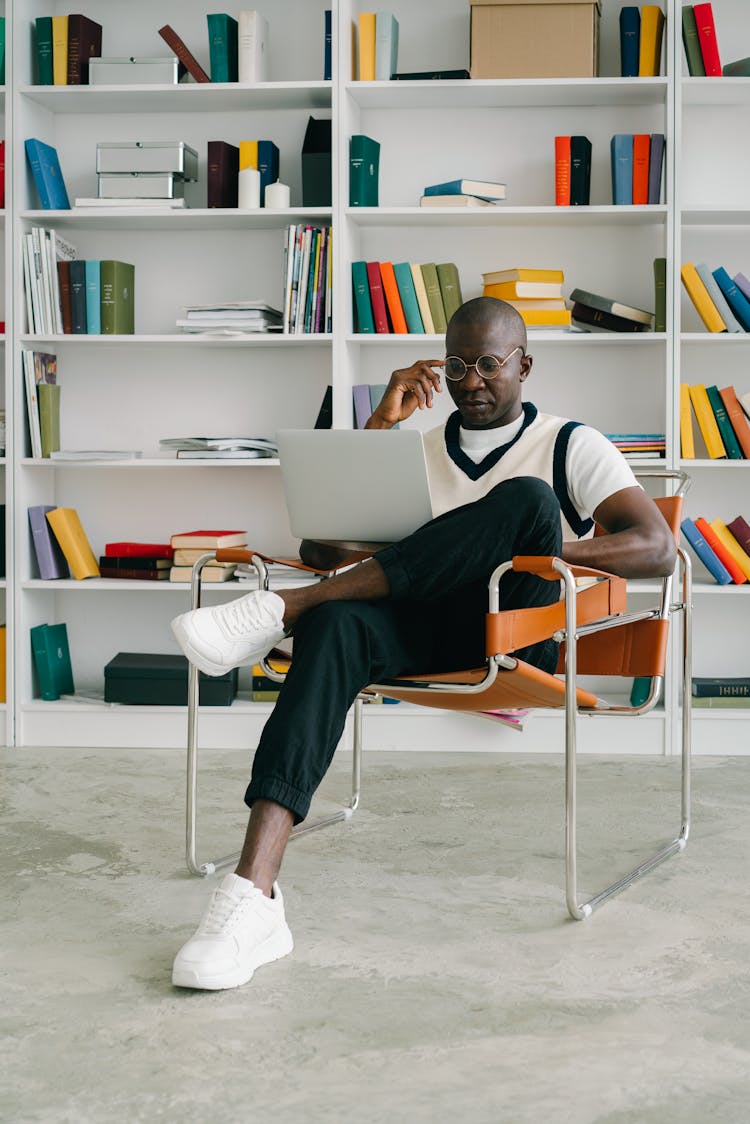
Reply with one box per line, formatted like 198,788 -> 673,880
458,413 -> 640,523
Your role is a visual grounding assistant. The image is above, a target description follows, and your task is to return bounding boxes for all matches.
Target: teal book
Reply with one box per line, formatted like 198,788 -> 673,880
352,260 -> 375,333
349,134 -> 380,206
0,17 -> 6,84
85,260 -> 101,334
694,263 -> 742,333
24,138 -> 71,210
207,13 -> 239,82
36,17 -> 54,84
31,622 -> 75,700
393,262 -> 424,332
610,134 -> 633,205
375,12 -> 399,80
706,385 -> 744,459
100,261 -> 134,334
629,677 -> 651,707
712,266 -> 750,332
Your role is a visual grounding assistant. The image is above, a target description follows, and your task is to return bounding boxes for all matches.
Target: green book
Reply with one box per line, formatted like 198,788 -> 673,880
349,134 -> 380,206
38,383 -> 60,458
351,260 -> 375,333
0,17 -> 5,85
35,17 -> 54,84
420,262 -> 447,334
706,385 -> 744,459
629,676 -> 652,707
30,622 -> 75,701
653,257 -> 666,333
207,13 -> 239,82
436,262 -> 463,324
692,695 -> 750,708
681,6 -> 705,77
100,261 -> 135,334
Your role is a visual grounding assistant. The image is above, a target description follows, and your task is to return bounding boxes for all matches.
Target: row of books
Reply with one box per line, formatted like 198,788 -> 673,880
606,434 -> 665,460
355,12 -> 398,81
283,224 -> 332,335
681,263 -> 750,334
34,13 -> 101,85
681,514 -> 750,586
352,261 -> 463,335
680,384 -> 750,460
618,6 -> 666,77
610,134 -> 665,206
681,3 -> 750,77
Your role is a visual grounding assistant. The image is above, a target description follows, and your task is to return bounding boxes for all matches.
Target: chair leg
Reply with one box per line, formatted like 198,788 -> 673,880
564,553 -> 692,920
185,672 -> 364,878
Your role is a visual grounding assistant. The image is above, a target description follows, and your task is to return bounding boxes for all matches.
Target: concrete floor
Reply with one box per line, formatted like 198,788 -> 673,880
2,746 -> 750,1124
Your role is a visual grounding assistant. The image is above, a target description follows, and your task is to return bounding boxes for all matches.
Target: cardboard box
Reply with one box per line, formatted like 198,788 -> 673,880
104,652 -> 238,706
469,0 -> 601,79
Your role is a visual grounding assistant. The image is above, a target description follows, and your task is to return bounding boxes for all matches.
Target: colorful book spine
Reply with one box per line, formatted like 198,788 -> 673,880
366,261 -> 390,333
680,263 -> 726,332
653,256 -> 667,332
694,518 -> 746,583
610,134 -> 633,205
379,262 -> 408,333
351,260 -> 375,333
719,387 -> 750,458
709,519 -> 750,581
554,135 -> 570,206
374,12 -> 399,80
705,385 -> 743,459
392,262 -> 424,333
727,516 -> 750,556
420,262 -> 447,334
207,13 -> 239,82
100,261 -> 135,334
569,136 -> 591,206
51,14 -> 68,85
436,263 -> 463,324
688,383 -> 726,457
679,384 -> 695,458
158,25 -> 210,83
638,5 -> 665,76
632,134 -> 650,205
680,517 -> 732,584
694,264 -> 743,333
647,133 -> 665,204
681,5 -> 706,76
36,16 -> 54,84
324,9 -> 332,81
358,13 -> 376,80
712,267 -> 750,331
410,264 -> 435,334
693,677 -> 750,698
352,384 -> 372,428
68,259 -> 87,334
85,260 -> 101,334
619,6 -> 640,77
693,2 -> 722,76
45,508 -> 100,579
28,504 -> 69,579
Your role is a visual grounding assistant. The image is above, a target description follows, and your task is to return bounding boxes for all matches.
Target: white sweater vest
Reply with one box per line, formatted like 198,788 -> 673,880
424,403 -> 593,542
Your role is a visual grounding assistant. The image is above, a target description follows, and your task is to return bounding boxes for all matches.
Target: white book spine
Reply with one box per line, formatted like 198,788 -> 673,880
25,234 -> 41,335
238,11 -> 268,83
32,227 -> 52,335
282,223 -> 295,334
48,230 -> 65,335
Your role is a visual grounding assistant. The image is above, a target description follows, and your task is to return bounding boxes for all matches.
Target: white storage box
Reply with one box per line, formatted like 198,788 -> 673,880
96,141 -> 199,180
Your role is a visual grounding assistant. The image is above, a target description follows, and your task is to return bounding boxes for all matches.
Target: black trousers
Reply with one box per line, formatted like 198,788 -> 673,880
245,476 -> 563,823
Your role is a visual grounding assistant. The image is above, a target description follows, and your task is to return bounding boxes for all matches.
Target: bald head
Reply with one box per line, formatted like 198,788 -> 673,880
446,297 -> 527,354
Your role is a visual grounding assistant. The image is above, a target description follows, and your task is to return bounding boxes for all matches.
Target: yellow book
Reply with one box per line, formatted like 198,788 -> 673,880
0,626 -> 6,704
709,520 -> 750,582
45,508 -> 100,579
358,13 -> 376,80
503,298 -> 567,311
638,5 -> 665,76
52,15 -> 69,85
410,263 -> 435,334
239,140 -> 258,171
481,268 -> 564,286
513,307 -> 572,327
679,384 -> 695,458
681,263 -> 726,333
688,384 -> 726,458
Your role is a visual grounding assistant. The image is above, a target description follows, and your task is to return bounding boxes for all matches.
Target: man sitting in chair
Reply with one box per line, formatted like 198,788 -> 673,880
170,296 -> 676,991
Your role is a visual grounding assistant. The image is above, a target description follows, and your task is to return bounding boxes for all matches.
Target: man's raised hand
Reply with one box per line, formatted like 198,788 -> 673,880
364,360 -> 444,429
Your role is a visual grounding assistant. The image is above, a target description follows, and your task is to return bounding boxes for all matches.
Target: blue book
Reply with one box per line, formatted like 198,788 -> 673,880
85,260 -> 101,334
619,7 -> 640,77
207,13 -> 239,82
352,384 -> 372,428
647,133 -> 665,204
324,9 -> 332,80
423,177 -> 505,202
712,266 -> 750,331
351,260 -> 375,333
393,261 -> 425,332
68,260 -> 87,334
24,138 -> 70,210
375,12 -> 399,80
257,139 -> 279,205
610,134 -> 633,204
680,518 -> 732,585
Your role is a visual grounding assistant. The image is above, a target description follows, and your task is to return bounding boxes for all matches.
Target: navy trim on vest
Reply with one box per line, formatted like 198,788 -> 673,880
444,401 -> 539,481
553,421 -> 594,539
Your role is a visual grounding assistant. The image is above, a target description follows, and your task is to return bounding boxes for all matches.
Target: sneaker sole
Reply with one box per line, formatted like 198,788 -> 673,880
172,923 -> 294,991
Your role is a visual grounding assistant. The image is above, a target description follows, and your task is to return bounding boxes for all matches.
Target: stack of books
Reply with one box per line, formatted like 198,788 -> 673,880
283,224 -> 333,334
74,141 -> 198,208
681,263 -> 750,334
482,268 -> 570,328
569,287 -> 653,333
681,384 -> 750,460
681,515 -> 750,586
168,529 -> 248,583
420,178 -> 506,207
99,543 -> 173,581
176,302 -> 283,334
610,133 -> 665,205
352,260 -> 462,334
606,433 -> 665,460
159,436 -> 278,460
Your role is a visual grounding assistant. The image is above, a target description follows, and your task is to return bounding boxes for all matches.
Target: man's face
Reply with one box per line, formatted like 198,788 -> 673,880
444,318 -> 530,430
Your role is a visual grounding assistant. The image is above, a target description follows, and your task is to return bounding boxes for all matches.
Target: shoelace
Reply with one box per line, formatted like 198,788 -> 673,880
216,595 -> 274,638
199,887 -> 257,934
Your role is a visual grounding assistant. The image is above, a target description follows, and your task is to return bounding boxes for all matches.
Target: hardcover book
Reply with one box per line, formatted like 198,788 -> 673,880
358,12 -> 376,80
619,6 -> 640,77
85,260 -> 101,334
67,14 -> 102,84
207,140 -> 240,207
31,622 -> 75,700
647,133 -> 665,204
693,517 -> 746,583
712,266 -> 750,332
301,117 -> 332,207
28,505 -> 70,579
45,508 -> 100,579
436,263 -> 463,323
482,268 -> 564,286
727,516 -> 750,555
719,387 -> 750,458
569,136 -> 592,206
571,302 -> 645,333
680,517 -> 732,584
681,263 -> 726,332
554,136 -> 570,205
104,542 -> 174,559
392,69 -> 470,80
638,5 -> 665,76
722,57 -> 750,77
324,9 -> 332,81
352,383 -> 372,429
710,519 -> 750,581
375,12 -> 399,80
52,14 -> 68,85
314,384 -> 333,429
25,138 -> 71,210
36,16 -> 54,84
568,288 -> 652,326
653,257 -> 667,332
392,262 -> 424,333
682,5 -> 706,76
69,259 -> 87,334
632,134 -> 650,205
379,262 -> 408,333
157,25 -> 210,83
419,262 -> 447,334
100,261 -> 135,334
349,134 -> 380,207
610,134 -> 633,205
692,677 -> 750,698
169,565 -> 236,583
704,386 -> 743,459
679,384 -> 695,458
38,383 -> 61,458
365,261 -> 390,333
694,264 -> 742,333
238,10 -> 268,83
410,264 -> 435,334
693,2 -> 722,76
688,383 -> 726,457
207,13 -> 239,82
351,260 -> 375,333
423,178 -> 506,202
169,530 -> 247,549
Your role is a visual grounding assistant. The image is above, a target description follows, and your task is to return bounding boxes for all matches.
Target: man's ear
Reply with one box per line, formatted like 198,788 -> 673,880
520,354 -> 533,382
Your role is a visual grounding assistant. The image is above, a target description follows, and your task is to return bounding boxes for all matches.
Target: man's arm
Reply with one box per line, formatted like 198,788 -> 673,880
561,486 -> 677,578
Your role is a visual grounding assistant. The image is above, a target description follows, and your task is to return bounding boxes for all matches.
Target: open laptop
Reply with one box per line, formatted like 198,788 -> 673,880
276,429 -> 434,547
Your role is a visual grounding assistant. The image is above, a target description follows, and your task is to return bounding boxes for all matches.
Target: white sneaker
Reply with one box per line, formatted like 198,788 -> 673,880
172,873 -> 294,990
170,589 -> 286,677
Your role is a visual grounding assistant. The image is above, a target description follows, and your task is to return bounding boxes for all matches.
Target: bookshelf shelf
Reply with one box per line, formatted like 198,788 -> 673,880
681,207 -> 750,227
21,458 -> 282,469
680,460 -> 750,469
692,582 -> 750,595
21,208 -> 333,232
347,206 -> 668,229
346,77 -> 669,110
20,81 -> 333,114
20,334 -> 332,348
345,332 -> 667,345
681,77 -> 750,107
680,333 -> 750,343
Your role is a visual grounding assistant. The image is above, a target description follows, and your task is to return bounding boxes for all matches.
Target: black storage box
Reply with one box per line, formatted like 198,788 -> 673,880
104,652 -> 238,706
301,116 -> 332,206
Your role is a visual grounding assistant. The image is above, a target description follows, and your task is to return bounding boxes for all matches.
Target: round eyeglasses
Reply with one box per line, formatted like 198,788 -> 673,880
443,347 -> 524,382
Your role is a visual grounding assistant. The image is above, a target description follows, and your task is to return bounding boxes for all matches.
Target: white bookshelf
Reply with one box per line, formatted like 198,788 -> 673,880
1,0 -> 746,754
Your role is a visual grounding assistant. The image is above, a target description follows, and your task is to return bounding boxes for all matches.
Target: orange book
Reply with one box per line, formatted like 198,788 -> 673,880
379,262 -> 408,334
719,385 -> 750,458
694,518 -> 747,584
632,134 -> 651,205
358,12 -> 376,80
554,136 -> 570,205
45,508 -> 100,579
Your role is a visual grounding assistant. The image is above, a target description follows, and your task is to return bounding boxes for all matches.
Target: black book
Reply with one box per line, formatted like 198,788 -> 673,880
570,136 -> 592,206
98,555 -> 171,570
571,302 -> 646,333
314,385 -> 333,429
68,260 -> 87,334
207,140 -> 239,208
392,69 -> 470,80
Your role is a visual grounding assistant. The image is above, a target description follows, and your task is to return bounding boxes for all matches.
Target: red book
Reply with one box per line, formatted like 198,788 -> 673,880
105,542 -> 174,559
632,134 -> 651,205
719,386 -> 750,459
56,261 -> 73,335
169,530 -> 247,549
693,3 -> 722,76
67,14 -> 102,84
379,262 -> 408,333
694,518 -> 746,584
365,262 -> 390,334
554,135 -> 571,206
727,516 -> 750,556
158,24 -> 211,83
